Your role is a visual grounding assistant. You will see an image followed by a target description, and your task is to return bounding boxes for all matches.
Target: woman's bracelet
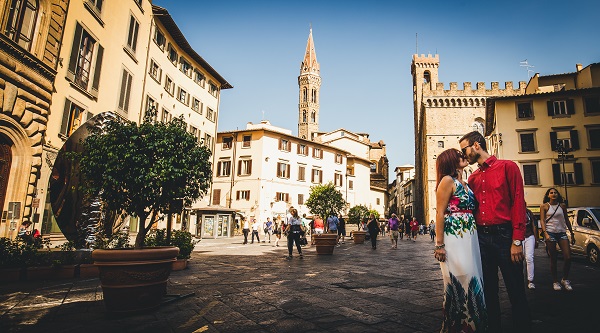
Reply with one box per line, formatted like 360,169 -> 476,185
434,244 -> 445,250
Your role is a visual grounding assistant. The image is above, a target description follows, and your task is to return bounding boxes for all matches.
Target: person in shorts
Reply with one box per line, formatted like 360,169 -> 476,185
337,216 -> 346,244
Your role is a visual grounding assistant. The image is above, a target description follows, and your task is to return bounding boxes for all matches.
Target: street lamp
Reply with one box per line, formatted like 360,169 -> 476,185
556,141 -> 570,207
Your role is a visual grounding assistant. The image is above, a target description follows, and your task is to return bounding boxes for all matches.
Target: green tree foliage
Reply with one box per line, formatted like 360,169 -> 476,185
348,205 -> 369,225
368,209 -> 380,220
305,182 -> 347,221
77,113 -> 212,248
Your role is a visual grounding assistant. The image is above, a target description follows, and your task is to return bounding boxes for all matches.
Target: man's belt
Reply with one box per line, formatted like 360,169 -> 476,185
477,223 -> 511,234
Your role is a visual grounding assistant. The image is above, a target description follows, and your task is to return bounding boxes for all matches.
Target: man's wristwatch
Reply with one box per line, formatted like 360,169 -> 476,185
512,240 -> 522,246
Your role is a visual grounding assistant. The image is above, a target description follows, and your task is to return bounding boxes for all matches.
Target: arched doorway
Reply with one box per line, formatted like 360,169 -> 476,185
0,135 -> 12,213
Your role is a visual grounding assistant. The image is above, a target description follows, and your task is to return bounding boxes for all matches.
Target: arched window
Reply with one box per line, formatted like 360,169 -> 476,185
302,110 -> 307,122
5,0 -> 39,51
311,111 -> 316,122
423,71 -> 431,84
302,87 -> 307,102
311,89 -> 317,102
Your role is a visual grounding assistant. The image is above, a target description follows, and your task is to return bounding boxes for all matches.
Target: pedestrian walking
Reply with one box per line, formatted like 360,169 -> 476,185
460,130 -> 531,332
404,218 -> 411,240
251,217 -> 261,243
429,220 -> 436,242
388,213 -> 400,249
367,214 -> 380,250
338,215 -> 346,244
540,188 -> 575,291
273,220 -> 281,247
264,217 -> 273,243
410,217 -> 419,241
285,208 -> 304,259
524,204 -> 539,289
242,217 -> 250,244
434,148 -> 487,332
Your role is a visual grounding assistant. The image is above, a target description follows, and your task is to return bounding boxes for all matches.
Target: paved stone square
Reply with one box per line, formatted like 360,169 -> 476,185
1,234 -> 598,332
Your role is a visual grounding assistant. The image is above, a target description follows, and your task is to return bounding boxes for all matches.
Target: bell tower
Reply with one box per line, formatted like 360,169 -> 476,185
298,28 -> 321,140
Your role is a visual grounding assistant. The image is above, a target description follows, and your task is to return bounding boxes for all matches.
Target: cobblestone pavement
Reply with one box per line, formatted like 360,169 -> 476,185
1,234 -> 599,332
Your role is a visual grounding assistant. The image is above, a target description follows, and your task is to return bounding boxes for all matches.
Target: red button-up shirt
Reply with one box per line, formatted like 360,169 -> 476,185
468,156 -> 526,241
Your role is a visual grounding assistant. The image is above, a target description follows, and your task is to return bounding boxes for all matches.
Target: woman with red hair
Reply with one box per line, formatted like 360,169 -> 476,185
434,148 -> 487,332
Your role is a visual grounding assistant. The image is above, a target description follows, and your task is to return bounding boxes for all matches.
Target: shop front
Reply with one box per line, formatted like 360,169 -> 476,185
193,206 -> 237,239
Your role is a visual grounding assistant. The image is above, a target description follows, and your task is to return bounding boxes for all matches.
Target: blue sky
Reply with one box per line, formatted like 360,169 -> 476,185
153,0 -> 599,175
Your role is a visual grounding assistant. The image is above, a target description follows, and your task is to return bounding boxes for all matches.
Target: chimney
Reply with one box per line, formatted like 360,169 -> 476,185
576,63 -> 583,72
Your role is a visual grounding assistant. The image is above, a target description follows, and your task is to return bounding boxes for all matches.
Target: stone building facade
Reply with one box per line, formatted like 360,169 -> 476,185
411,54 -> 526,226
0,0 -> 68,238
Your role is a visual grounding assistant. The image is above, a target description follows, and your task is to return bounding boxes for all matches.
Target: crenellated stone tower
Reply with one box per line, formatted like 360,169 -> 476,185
411,54 -> 526,226
298,28 -> 321,141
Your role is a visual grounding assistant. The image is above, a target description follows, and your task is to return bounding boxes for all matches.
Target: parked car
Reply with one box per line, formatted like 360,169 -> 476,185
567,207 -> 600,265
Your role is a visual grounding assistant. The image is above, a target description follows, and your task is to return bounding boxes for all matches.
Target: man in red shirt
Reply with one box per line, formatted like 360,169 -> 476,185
460,131 -> 530,333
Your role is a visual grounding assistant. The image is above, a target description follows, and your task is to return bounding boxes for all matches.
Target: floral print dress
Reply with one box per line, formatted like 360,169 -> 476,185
439,178 -> 487,332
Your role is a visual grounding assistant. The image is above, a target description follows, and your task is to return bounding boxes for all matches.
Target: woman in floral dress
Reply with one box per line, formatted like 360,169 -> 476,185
434,148 -> 487,332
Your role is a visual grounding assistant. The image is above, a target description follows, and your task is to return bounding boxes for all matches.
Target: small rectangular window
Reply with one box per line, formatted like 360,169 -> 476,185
177,87 -> 189,105
145,95 -> 158,117
242,135 -> 251,148
592,160 -> 600,183
217,160 -> 231,177
237,190 -> 250,201
238,159 -> 252,176
298,166 -> 306,181
126,15 -> 140,53
194,69 -> 205,87
275,192 -> 289,203
153,27 -> 165,50
191,97 -> 201,113
212,189 -> 221,205
222,137 -> 233,149
298,194 -> 304,205
161,108 -> 171,122
277,162 -> 290,179
588,127 -> 600,149
311,169 -> 322,184
519,133 -> 536,152
204,133 -> 213,150
208,82 -> 219,96
180,58 -> 192,77
149,59 -> 161,83
313,147 -> 322,159
584,96 -> 600,114
522,164 -> 539,185
348,180 -> 354,190
517,102 -> 533,119
334,173 -> 343,187
279,139 -> 291,152
60,99 -> 86,137
335,153 -> 343,164
298,144 -> 307,156
167,44 -> 178,65
206,107 -> 215,121
164,76 -> 174,95
118,68 -> 133,113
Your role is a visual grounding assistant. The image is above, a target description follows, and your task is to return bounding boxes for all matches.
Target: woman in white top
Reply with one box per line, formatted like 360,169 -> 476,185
540,188 -> 575,291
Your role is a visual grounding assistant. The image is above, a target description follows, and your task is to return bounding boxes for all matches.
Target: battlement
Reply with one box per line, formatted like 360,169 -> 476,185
426,81 -> 527,97
413,53 -> 439,61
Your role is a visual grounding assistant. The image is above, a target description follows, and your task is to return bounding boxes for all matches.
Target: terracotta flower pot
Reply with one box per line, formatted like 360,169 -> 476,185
352,230 -> 367,244
313,233 -> 338,255
171,258 -> 188,271
92,246 -> 179,314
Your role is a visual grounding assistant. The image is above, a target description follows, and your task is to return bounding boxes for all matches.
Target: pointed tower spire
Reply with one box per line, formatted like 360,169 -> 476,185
300,28 -> 320,75
298,28 -> 321,141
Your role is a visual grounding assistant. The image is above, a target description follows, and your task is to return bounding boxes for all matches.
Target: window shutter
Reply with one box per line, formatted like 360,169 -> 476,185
286,164 -> 290,178
285,193 -> 289,203
319,171 -> 323,183
288,143 -> 291,152
570,130 -> 579,150
236,191 -> 240,200
248,160 -> 252,175
311,170 -> 315,182
550,132 -> 557,151
320,149 -> 323,159
90,44 -> 104,97
217,162 -> 222,176
552,164 -> 561,185
297,144 -> 300,154
67,23 -> 83,80
132,20 -> 139,52
574,163 -> 583,184
238,160 -> 242,175
212,189 -> 221,205
566,99 -> 575,115
279,139 -> 282,150
547,101 -> 554,116
60,99 -> 72,135
246,191 -> 250,201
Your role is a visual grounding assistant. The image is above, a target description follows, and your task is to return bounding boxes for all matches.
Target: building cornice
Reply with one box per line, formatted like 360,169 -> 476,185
0,33 -> 57,82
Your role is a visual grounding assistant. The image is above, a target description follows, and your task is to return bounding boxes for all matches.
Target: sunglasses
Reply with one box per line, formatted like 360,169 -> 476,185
461,144 -> 474,156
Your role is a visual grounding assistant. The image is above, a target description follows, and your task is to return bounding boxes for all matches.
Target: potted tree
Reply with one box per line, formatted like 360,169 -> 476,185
305,183 -> 347,255
146,229 -> 198,271
77,110 -> 212,313
348,205 -> 369,244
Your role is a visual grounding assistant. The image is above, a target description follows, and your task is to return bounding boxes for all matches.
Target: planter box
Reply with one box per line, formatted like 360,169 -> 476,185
78,264 -> 100,278
172,259 -> 188,271
92,246 -> 179,314
26,265 -> 76,281
352,231 -> 367,244
0,268 -> 23,283
313,233 -> 338,255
